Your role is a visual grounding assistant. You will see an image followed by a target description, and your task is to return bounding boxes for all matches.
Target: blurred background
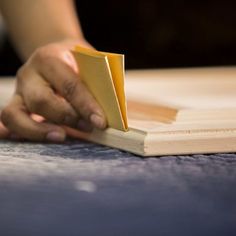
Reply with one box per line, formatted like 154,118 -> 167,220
0,0 -> 236,75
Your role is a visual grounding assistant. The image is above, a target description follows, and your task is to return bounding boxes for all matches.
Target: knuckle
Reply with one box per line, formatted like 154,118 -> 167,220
32,44 -> 59,64
32,45 -> 62,76
1,106 -> 15,127
34,47 -> 51,63
50,100 -> 78,125
80,101 -> 97,119
16,66 -> 24,79
62,79 -> 77,100
75,89 -> 98,116
28,92 -> 50,113
16,66 -> 27,87
32,46 -> 52,64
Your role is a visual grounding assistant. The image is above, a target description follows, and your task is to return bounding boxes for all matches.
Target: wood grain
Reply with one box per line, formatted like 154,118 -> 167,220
1,67 -> 236,156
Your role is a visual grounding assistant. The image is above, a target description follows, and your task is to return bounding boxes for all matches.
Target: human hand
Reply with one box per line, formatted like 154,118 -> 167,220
1,40 -> 107,142
0,119 -> 9,139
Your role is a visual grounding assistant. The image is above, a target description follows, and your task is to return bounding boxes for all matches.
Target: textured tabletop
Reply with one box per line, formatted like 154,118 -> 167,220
0,140 -> 235,236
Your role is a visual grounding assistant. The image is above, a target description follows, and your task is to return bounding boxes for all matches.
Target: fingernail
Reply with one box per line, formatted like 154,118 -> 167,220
46,131 -> 65,142
90,114 -> 106,129
77,119 -> 93,132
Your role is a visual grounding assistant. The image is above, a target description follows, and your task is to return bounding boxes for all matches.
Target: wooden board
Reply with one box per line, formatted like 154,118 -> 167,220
0,77 -> 15,109
2,67 -> 236,156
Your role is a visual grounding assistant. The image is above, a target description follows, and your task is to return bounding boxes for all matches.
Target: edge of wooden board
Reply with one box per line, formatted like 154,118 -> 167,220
144,128 -> 236,156
66,126 -> 236,156
66,127 -> 147,156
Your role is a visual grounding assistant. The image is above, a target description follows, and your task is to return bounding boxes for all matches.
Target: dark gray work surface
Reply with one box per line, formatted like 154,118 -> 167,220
0,140 -> 235,236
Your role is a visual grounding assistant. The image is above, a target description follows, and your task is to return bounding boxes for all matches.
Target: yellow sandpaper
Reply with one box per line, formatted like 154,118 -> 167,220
72,46 -> 128,131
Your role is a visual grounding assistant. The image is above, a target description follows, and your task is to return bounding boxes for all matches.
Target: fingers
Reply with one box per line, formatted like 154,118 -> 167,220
0,121 -> 10,139
0,112 -> 24,140
3,42 -> 107,144
17,68 -> 78,127
1,94 -> 66,142
32,50 -> 107,129
0,111 -> 10,138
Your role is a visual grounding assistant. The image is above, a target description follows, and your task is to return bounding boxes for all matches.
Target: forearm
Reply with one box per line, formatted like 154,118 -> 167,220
0,0 -> 85,60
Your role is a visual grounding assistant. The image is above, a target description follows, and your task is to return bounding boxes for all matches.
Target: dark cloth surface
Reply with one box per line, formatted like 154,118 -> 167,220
0,140 -> 235,236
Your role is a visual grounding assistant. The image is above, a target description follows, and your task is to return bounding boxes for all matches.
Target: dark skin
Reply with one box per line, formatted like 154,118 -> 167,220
0,0 -> 107,142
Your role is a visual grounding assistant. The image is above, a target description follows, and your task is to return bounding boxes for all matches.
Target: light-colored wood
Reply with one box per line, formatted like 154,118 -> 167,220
0,78 -> 15,109
2,67 -> 236,156
69,67 -> 236,156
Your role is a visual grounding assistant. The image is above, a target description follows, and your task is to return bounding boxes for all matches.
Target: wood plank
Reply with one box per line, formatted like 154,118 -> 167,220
0,78 -> 15,109
66,67 -> 236,156
2,67 -> 236,156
